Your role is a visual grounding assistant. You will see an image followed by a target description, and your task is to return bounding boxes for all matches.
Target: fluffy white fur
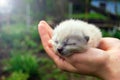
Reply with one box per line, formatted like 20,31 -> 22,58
50,19 -> 102,56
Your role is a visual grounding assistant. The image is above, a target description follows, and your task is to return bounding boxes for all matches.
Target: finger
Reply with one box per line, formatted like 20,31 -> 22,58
98,37 -> 120,50
38,21 -> 57,59
38,22 -> 50,47
38,20 -> 53,38
53,56 -> 78,72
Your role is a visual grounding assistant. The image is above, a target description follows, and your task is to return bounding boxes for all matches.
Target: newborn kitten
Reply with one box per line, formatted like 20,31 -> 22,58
49,19 -> 102,56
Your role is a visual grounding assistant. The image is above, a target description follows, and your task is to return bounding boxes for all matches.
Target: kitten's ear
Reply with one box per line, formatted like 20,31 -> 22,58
84,36 -> 89,42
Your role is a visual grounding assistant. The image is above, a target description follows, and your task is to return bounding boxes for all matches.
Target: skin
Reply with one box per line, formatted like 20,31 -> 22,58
38,20 -> 120,80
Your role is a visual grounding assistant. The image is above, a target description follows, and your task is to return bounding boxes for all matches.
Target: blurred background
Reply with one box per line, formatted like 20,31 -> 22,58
0,0 -> 120,80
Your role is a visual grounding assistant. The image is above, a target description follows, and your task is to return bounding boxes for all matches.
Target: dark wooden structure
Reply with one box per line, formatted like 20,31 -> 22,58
69,0 -> 120,28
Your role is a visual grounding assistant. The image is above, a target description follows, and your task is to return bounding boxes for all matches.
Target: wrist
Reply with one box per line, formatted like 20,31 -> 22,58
95,54 -> 120,80
98,64 -> 120,80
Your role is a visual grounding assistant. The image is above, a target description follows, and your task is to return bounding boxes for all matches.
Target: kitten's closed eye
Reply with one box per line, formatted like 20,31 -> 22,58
66,43 -> 76,45
62,39 -> 76,46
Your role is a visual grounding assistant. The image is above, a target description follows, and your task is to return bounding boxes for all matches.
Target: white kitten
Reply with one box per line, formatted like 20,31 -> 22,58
50,19 -> 102,56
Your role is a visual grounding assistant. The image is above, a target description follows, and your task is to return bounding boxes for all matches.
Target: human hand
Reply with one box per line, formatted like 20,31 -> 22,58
38,21 -> 120,80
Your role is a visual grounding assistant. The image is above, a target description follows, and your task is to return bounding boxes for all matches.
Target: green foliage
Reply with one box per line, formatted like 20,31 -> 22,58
68,13 -> 109,20
101,29 -> 113,37
0,24 -> 25,43
5,71 -> 29,80
101,29 -> 120,39
0,24 -> 43,53
46,0 -> 56,13
113,30 -> 120,39
3,54 -> 76,80
38,57 -> 68,80
4,53 -> 40,77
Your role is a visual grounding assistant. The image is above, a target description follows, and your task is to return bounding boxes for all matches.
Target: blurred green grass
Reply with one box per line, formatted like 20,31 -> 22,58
67,13 -> 109,20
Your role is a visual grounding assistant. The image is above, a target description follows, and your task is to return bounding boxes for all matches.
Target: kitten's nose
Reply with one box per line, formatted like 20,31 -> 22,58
57,48 -> 63,53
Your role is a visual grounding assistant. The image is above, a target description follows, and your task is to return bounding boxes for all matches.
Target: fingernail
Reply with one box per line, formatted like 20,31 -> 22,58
40,20 -> 46,25
38,20 -> 45,27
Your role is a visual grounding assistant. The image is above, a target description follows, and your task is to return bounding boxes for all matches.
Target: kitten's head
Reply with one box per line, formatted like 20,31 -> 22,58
50,33 -> 89,56
49,19 -> 90,56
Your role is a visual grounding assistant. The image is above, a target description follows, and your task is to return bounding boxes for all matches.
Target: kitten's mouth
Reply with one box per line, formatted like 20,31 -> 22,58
57,49 -> 66,56
56,51 -> 66,57
56,48 -> 87,56
57,50 -> 76,56
57,48 -> 63,54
